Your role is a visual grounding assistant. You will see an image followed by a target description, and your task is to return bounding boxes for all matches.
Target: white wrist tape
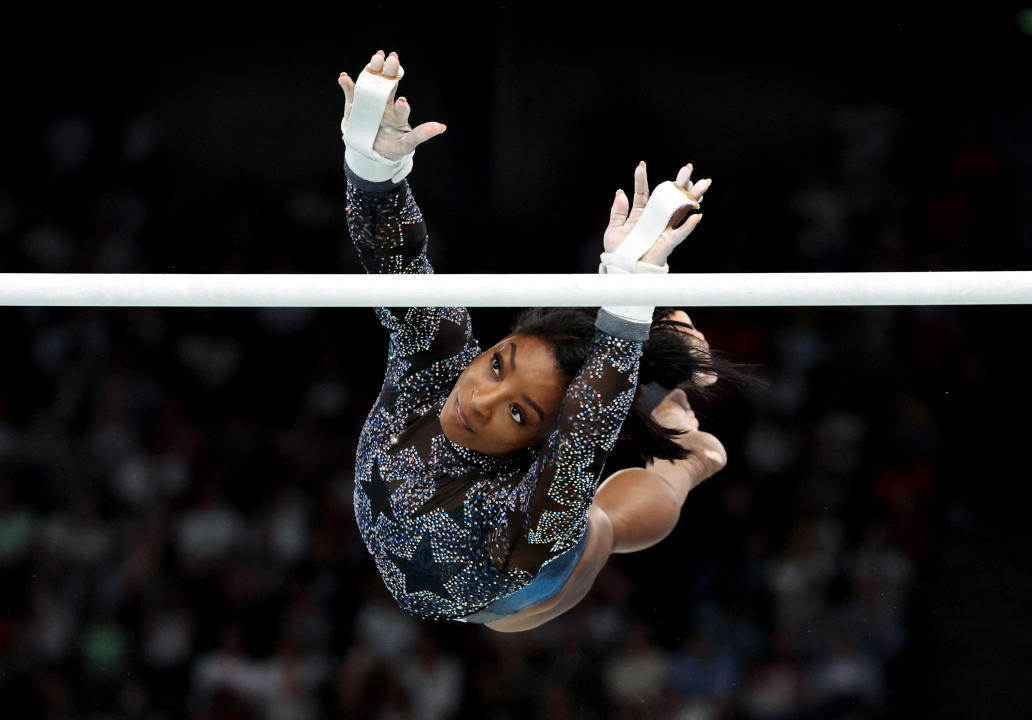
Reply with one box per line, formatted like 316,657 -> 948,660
598,254 -> 669,275
599,180 -> 697,325
598,258 -> 668,325
341,64 -> 414,184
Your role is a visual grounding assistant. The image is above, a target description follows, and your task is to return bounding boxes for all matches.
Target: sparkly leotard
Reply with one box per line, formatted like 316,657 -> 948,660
347,173 -> 647,621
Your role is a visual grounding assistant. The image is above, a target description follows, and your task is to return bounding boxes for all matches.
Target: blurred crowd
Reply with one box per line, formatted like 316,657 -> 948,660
0,82 -> 1017,720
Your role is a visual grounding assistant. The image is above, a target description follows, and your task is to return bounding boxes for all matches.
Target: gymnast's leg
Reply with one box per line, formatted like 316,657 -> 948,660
594,392 -> 726,553
596,312 -> 726,553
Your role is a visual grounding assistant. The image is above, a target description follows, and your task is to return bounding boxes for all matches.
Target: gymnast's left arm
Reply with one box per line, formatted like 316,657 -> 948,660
339,50 -> 473,367
339,49 -> 446,274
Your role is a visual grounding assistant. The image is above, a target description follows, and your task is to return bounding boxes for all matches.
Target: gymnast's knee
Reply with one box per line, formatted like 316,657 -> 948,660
587,504 -> 616,559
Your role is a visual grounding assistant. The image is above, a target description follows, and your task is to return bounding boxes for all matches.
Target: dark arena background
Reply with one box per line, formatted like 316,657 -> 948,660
1,3 -> 1031,718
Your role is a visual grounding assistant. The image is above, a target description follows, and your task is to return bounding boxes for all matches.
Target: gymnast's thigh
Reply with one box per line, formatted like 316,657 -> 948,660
484,504 -> 615,632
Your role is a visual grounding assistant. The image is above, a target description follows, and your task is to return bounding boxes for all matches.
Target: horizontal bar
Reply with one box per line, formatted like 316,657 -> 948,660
0,272 -> 1029,307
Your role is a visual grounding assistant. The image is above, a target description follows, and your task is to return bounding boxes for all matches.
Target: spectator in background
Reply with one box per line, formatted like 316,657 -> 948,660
604,621 -> 671,716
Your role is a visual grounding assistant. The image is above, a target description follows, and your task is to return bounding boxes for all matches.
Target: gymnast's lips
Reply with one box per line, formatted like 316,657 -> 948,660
455,395 -> 474,433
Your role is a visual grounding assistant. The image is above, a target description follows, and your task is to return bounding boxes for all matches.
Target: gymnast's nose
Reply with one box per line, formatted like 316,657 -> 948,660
470,386 -> 499,420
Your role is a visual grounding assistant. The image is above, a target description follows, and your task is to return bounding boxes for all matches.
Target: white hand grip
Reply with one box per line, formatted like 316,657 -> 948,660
605,181 -> 699,273
342,64 -> 414,184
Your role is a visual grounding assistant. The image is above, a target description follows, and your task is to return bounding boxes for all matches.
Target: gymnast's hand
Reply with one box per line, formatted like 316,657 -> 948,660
338,49 -> 447,161
604,162 -> 711,266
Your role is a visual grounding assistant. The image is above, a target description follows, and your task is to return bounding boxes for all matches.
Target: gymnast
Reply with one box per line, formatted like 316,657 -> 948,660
340,49 -> 729,632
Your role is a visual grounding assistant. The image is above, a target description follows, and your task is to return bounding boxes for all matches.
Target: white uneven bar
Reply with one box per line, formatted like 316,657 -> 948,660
0,272 -> 1030,307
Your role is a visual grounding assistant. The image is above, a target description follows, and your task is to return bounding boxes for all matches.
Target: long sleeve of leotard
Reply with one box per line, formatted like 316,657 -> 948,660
485,313 -> 645,576
344,174 -> 478,388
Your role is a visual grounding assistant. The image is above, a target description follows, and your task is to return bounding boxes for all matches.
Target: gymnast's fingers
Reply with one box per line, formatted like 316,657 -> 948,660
338,72 -> 355,123
607,189 -> 629,230
629,161 -> 649,221
675,163 -> 694,191
393,96 -> 412,125
402,121 -> 447,152
669,213 -> 703,247
688,177 -> 711,205
384,52 -> 401,105
383,51 -> 400,76
369,49 -> 385,73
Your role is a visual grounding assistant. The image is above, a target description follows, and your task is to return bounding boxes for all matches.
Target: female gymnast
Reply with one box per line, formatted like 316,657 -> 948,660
340,49 -> 729,632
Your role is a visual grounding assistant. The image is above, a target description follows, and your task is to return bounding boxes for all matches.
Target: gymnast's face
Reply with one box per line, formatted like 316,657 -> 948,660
441,334 -> 566,456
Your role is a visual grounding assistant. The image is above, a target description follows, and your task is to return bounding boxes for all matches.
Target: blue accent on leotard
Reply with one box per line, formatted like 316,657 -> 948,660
456,528 -> 590,623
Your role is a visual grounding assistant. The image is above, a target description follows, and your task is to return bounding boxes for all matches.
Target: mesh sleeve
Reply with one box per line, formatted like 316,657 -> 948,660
345,179 -> 476,380
486,328 -> 643,574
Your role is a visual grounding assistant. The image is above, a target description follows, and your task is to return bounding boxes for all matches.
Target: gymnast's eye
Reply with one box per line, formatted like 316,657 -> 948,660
511,406 -> 524,425
491,353 -> 501,375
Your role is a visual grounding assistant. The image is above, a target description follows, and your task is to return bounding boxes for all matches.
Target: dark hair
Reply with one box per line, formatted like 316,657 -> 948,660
511,306 -> 746,463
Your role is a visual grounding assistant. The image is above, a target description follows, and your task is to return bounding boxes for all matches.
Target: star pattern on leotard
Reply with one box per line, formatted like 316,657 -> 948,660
360,460 -> 396,524
397,346 -> 478,417
389,533 -> 466,600
445,504 -> 467,527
